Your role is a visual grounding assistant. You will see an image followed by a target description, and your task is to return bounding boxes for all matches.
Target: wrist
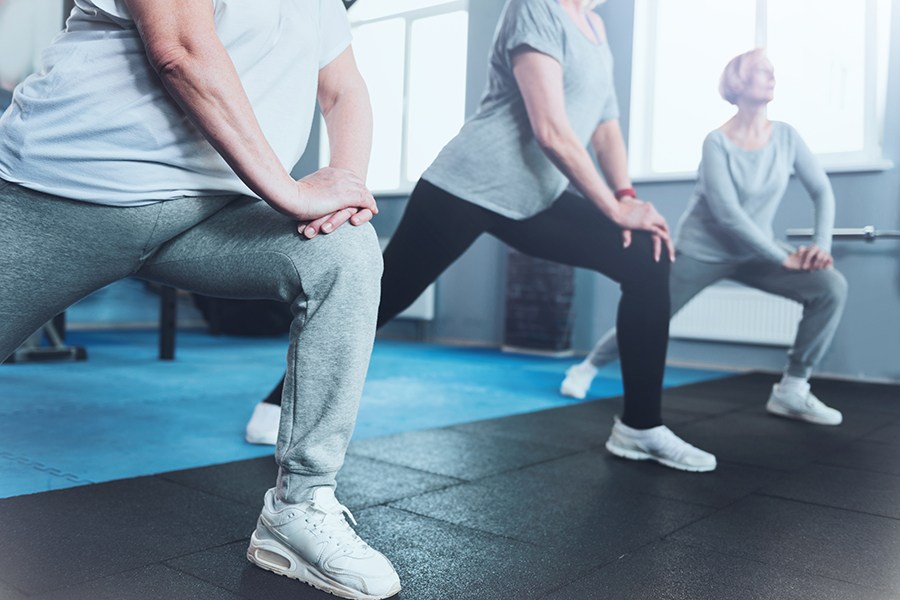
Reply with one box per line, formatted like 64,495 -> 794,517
615,187 -> 637,200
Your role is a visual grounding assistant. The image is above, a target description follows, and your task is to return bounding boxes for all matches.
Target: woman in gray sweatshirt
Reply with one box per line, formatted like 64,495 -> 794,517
562,49 -> 847,427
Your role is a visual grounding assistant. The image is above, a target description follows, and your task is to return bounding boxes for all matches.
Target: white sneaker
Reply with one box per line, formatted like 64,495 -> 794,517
560,361 -> 598,399
245,402 -> 280,445
766,384 -> 842,426
247,487 -> 401,600
605,417 -> 716,472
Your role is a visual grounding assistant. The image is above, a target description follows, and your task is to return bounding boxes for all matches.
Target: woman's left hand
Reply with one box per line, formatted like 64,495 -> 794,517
617,197 -> 675,262
794,245 -> 833,270
298,207 -> 375,238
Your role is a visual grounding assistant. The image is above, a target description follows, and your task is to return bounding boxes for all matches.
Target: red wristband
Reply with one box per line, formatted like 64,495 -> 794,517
615,187 -> 637,200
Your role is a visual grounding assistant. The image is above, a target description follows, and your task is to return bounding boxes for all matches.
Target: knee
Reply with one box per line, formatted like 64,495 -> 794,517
309,222 -> 383,293
621,232 -> 671,296
818,268 -> 848,309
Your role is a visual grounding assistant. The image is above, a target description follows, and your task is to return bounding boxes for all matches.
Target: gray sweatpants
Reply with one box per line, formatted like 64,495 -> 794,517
0,180 -> 382,504
586,252 -> 847,378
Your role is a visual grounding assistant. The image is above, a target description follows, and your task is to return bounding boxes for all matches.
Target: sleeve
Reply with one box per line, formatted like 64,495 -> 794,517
498,0 -> 565,69
82,0 -> 134,25
598,85 -> 619,123
318,0 -> 352,69
699,133 -> 791,263
787,124 -> 835,253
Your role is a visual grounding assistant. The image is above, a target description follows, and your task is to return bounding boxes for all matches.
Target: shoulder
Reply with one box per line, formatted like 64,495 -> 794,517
503,0 -> 560,26
771,121 -> 801,143
702,128 -> 727,149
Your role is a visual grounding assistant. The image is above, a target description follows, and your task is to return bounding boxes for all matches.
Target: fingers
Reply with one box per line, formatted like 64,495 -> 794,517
300,213 -> 331,238
298,205 -> 376,238
350,208 -> 374,226
622,229 -> 632,248
652,234 -> 661,262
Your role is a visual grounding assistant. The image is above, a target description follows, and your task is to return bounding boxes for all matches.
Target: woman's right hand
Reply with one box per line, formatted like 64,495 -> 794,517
783,245 -> 833,271
280,167 -> 378,237
615,197 -> 675,262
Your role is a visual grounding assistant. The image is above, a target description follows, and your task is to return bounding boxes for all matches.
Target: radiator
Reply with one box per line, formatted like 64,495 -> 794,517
379,238 -> 435,321
669,284 -> 801,346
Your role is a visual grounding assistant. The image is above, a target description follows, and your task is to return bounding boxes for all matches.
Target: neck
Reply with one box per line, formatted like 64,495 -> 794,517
559,0 -> 586,13
732,102 -> 769,132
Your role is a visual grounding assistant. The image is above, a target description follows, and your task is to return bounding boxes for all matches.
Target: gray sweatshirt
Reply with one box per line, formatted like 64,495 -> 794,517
676,122 -> 835,263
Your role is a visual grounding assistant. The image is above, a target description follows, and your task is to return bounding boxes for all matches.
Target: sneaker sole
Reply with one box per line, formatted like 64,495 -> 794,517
605,440 -> 716,473
765,401 -> 842,426
247,530 -> 401,600
559,380 -> 587,399
244,431 -> 277,446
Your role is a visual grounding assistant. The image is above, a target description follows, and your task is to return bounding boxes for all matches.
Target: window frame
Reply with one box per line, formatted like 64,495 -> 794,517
627,0 -> 893,182
321,0 -> 470,195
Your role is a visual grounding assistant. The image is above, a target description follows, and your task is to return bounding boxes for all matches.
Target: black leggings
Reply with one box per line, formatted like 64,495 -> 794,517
263,179 -> 671,429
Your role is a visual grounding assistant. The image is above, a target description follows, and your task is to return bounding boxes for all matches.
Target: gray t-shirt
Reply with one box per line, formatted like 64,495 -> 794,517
676,122 -> 835,263
422,0 -> 619,220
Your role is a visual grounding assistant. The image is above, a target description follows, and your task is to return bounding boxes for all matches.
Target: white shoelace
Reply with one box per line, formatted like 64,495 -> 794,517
308,500 -> 368,552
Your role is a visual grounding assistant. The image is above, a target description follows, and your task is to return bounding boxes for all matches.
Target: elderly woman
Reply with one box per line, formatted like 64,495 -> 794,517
562,49 -> 847,427
249,0 -> 717,474
0,0 -> 401,598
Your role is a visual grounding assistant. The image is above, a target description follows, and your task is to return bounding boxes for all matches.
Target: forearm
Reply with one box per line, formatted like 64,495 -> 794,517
321,78 -> 372,181
591,119 -> 631,193
794,144 -> 835,253
811,191 -> 835,253
538,125 -> 619,218
153,45 -> 296,212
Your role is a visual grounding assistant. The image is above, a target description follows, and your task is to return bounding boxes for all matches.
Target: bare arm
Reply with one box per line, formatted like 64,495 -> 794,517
512,49 -> 672,256
302,46 -> 376,238
512,49 -> 618,216
123,0 -> 375,220
590,118 -> 631,193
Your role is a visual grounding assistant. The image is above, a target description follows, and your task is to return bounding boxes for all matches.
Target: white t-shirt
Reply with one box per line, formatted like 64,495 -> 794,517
0,0 -> 351,206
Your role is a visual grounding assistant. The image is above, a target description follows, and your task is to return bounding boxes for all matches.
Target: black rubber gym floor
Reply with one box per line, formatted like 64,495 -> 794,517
1,372 -> 898,599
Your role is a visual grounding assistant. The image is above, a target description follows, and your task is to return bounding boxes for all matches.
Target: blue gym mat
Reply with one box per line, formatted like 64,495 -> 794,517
0,330 -> 731,498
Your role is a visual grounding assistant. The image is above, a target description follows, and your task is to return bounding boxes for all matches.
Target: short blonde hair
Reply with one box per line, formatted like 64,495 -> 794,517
719,48 -> 767,105
581,0 -> 607,10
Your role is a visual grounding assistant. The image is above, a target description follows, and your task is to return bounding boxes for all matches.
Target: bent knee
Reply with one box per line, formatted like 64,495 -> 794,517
620,232 -> 671,293
303,222 -> 383,289
821,268 -> 848,305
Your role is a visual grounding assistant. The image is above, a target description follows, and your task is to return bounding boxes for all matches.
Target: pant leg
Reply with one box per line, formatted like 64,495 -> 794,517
137,198 -> 384,503
488,192 -> 670,429
258,179 -> 496,409
0,181 -> 225,359
732,262 -> 848,378
585,253 -> 736,368
377,179 -> 496,327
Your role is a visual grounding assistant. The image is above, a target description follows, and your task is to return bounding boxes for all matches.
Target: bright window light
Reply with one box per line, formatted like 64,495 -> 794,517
630,0 -> 891,178
321,1 -> 469,194
406,11 -> 468,181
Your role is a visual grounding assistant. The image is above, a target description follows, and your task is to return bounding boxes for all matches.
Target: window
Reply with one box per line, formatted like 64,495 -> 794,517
320,0 -> 469,194
628,0 -> 892,178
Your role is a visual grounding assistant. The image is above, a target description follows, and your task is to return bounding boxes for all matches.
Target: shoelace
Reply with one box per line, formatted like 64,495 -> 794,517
307,501 -> 368,552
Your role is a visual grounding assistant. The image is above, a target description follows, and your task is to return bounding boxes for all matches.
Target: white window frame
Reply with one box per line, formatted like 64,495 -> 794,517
321,0 -> 469,195
628,0 -> 893,182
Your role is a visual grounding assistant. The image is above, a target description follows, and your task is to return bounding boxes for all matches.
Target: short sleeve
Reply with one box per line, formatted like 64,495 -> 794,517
498,0 -> 565,69
318,0 -> 352,69
80,0 -> 134,25
598,84 -> 619,123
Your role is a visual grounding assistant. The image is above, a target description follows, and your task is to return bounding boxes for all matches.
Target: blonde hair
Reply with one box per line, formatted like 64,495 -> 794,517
580,0 -> 607,10
719,48 -> 767,105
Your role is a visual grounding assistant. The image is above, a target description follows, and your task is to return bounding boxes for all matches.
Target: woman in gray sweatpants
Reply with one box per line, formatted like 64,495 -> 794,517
561,49 -> 848,426
0,1 -> 401,598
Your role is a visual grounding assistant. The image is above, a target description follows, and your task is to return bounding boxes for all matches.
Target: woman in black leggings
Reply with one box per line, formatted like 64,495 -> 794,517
246,0 -> 715,472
